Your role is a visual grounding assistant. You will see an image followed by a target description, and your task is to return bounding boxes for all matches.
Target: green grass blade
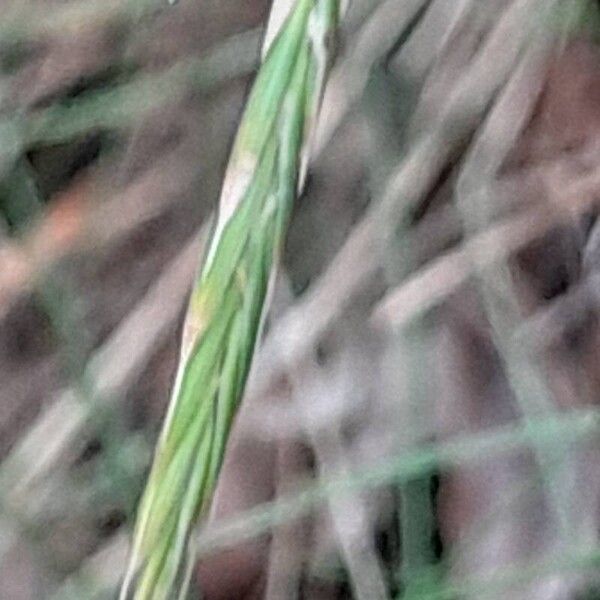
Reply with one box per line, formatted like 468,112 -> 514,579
119,2 -> 341,599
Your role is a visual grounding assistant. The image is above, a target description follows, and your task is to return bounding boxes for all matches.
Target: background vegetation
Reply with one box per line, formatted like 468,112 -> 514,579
2,1 -> 600,599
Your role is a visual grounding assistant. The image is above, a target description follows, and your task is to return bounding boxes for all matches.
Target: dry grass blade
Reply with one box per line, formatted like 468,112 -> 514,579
453,9 -> 584,593
244,0 -> 549,417
0,229 -> 206,507
193,410 -> 600,557
0,0 -> 164,42
373,157 -> 600,329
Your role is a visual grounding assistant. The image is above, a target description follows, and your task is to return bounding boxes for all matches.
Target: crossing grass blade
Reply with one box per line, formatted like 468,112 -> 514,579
119,1 -> 342,598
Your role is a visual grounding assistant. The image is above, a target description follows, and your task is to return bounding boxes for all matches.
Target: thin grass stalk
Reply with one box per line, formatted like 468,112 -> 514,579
119,1 -> 342,599
455,33 -> 579,549
49,409 -> 599,599
362,62 -> 438,592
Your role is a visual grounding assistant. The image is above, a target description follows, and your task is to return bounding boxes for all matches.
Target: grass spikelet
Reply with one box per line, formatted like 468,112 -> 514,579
119,1 -> 342,598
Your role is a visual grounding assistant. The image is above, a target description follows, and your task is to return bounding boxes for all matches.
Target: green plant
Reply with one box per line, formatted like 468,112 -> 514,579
119,1 -> 343,598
